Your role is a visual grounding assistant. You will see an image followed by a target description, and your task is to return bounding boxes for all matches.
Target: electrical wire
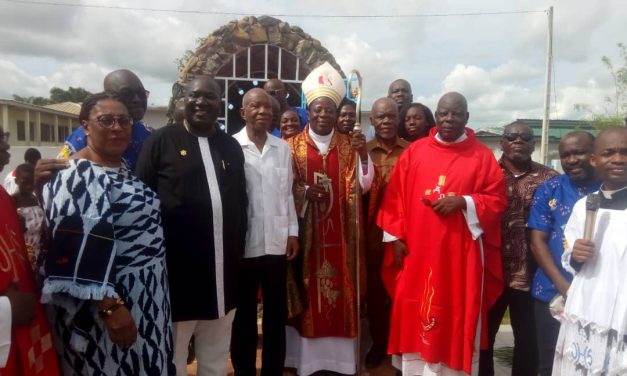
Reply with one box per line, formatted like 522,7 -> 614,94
0,0 -> 546,18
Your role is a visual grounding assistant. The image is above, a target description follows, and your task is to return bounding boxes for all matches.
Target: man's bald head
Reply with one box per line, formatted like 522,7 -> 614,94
242,88 -> 270,107
371,97 -> 398,114
370,97 -> 399,141
103,69 -> 147,121
434,92 -> 469,142
264,79 -> 285,92
504,121 -> 532,135
594,127 -> 627,153
387,79 -> 413,110
103,69 -> 142,91
560,131 -> 595,149
264,78 -> 288,109
240,88 -> 273,132
437,92 -> 468,113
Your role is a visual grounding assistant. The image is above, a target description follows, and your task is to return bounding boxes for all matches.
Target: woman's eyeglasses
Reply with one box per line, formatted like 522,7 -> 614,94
502,133 -> 534,142
94,115 -> 133,129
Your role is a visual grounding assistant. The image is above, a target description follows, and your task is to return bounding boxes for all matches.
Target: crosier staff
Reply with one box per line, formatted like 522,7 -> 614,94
347,69 -> 363,375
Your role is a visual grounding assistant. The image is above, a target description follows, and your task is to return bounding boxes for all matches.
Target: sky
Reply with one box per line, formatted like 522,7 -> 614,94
0,0 -> 625,128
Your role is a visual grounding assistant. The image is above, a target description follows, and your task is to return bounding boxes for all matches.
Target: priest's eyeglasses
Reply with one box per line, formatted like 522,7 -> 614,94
502,133 -> 534,142
94,115 -> 133,129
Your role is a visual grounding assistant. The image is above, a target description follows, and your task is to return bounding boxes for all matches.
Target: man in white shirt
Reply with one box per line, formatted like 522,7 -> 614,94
231,88 -> 299,376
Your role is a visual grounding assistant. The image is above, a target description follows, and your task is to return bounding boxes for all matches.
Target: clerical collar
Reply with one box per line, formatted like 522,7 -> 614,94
308,127 -> 334,154
600,184 -> 627,199
435,131 -> 467,144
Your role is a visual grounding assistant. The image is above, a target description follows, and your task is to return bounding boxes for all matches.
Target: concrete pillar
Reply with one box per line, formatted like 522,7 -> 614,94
25,110 -> 30,145
1,104 -> 8,135
35,111 -> 41,145
54,115 -> 59,143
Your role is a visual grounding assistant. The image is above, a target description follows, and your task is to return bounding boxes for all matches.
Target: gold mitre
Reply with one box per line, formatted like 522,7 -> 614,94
302,62 -> 346,107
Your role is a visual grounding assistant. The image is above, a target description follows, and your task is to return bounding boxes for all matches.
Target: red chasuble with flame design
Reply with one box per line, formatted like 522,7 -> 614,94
377,128 -> 506,374
286,127 -> 364,338
0,187 -> 59,376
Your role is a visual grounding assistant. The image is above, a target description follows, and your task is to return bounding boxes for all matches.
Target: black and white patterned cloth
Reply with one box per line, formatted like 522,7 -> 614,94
42,159 -> 175,375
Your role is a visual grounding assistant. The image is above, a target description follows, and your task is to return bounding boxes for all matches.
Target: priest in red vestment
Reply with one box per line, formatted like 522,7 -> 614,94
0,130 -> 60,376
377,92 -> 506,375
284,62 -> 374,376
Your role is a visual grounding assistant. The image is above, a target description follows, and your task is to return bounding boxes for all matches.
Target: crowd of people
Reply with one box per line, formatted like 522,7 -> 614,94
0,62 -> 626,376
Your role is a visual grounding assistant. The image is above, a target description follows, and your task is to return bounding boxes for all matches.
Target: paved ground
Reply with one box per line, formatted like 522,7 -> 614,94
187,323 -> 514,375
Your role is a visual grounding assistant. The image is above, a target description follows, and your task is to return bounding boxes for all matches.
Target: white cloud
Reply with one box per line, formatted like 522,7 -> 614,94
0,0 -> 624,122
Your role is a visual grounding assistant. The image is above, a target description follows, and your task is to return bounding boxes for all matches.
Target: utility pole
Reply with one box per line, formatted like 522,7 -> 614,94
540,6 -> 554,165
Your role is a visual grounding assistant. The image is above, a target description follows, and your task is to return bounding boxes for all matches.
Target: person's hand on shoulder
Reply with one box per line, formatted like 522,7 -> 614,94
35,159 -> 69,190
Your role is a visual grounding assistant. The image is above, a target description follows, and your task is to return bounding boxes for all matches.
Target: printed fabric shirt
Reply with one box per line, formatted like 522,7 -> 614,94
499,160 -> 558,291
527,174 -> 600,302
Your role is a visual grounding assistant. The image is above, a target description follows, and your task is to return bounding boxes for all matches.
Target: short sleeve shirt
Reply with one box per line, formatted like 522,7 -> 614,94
527,174 -> 601,302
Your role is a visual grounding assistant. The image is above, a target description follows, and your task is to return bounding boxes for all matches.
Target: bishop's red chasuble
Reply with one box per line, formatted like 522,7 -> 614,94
0,187 -> 60,376
286,127 -> 364,338
377,128 -> 506,374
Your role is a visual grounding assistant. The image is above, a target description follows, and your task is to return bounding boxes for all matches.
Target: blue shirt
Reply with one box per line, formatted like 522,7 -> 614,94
527,174 -> 601,302
58,120 -> 152,172
271,107 -> 308,138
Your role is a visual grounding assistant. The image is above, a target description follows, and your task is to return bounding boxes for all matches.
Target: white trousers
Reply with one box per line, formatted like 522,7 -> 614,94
173,309 -> 236,376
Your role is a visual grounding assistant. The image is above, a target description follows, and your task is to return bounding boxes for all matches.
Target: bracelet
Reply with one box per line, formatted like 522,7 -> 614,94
97,298 -> 125,319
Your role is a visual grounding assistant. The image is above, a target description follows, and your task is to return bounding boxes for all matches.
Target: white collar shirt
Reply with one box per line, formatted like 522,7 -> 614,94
234,128 -> 299,258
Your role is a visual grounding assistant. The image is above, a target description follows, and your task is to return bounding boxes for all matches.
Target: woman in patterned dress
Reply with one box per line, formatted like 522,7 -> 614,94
41,92 -> 175,375
11,162 -> 45,271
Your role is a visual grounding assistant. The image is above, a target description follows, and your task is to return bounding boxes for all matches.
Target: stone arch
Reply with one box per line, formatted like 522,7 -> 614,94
170,15 -> 345,132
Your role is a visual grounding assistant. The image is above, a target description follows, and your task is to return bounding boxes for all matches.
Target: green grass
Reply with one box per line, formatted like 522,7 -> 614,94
501,308 -> 510,325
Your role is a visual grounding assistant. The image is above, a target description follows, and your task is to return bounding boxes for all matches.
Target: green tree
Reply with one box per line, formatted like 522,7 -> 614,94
575,43 -> 627,129
12,94 -> 52,106
49,86 -> 92,103
12,86 -> 92,106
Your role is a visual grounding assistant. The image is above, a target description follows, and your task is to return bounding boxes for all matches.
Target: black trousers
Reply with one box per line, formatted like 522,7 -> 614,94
534,299 -> 561,376
231,255 -> 287,376
479,287 -> 538,376
365,241 -> 390,352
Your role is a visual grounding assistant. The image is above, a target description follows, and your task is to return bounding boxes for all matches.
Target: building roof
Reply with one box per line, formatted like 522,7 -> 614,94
44,102 -> 81,116
0,99 -> 79,118
506,118 -> 597,138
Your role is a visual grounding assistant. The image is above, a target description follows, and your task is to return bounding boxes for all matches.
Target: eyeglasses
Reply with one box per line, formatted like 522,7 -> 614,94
265,89 -> 286,97
502,133 -> 534,142
118,89 -> 150,101
93,115 -> 133,129
1,131 -> 9,143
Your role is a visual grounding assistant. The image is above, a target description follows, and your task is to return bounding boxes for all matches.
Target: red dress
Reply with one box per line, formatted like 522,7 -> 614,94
377,128 -> 506,374
0,187 -> 59,376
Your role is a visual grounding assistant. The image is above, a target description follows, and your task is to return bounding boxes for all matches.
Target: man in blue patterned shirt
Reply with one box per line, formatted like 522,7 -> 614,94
57,69 -> 152,172
527,131 -> 600,376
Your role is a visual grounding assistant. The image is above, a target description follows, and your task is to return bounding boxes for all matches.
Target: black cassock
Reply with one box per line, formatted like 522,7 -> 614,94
136,123 -> 248,321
